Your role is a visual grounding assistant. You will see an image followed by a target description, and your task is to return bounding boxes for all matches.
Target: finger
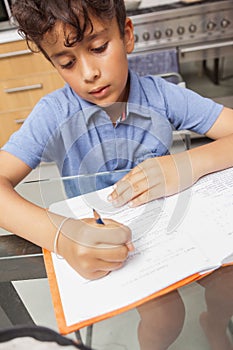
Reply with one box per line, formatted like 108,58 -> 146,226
109,170 -> 144,201
109,163 -> 154,205
96,260 -> 125,271
108,178 -> 133,203
92,220 -> 133,246
89,224 -> 135,252
99,224 -> 135,252
60,218 -> 133,248
81,261 -> 124,280
128,185 -> 166,207
78,252 -> 128,279
110,175 -> 151,207
79,269 -> 110,280
94,245 -> 130,261
74,246 -> 129,278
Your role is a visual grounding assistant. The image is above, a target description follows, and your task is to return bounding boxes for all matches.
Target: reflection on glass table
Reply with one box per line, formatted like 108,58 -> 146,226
18,169 -> 130,208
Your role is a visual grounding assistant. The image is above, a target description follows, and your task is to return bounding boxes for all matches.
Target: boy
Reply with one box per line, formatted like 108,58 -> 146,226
0,0 -> 233,349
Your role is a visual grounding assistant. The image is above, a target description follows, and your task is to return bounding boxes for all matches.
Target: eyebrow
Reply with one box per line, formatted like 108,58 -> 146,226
50,28 -> 108,60
51,50 -> 71,60
87,28 -> 108,42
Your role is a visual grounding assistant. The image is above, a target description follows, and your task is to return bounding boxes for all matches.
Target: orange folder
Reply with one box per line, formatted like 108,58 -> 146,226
43,248 -> 225,335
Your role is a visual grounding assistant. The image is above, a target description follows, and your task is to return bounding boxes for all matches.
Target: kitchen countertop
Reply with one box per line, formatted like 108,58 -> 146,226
0,29 -> 22,44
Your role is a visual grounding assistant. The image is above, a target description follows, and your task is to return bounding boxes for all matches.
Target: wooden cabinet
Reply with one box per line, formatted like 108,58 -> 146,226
0,109 -> 29,146
0,39 -> 64,147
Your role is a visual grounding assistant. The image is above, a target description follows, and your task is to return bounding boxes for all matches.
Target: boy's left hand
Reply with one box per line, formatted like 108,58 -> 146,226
108,153 -> 194,207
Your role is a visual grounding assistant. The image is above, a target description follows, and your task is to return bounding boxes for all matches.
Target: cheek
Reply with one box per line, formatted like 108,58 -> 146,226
56,69 -> 69,83
59,72 -> 80,90
106,51 -> 128,79
106,43 -> 128,69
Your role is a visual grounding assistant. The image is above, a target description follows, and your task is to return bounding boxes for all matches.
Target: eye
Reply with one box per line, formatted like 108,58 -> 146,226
60,58 -> 76,69
91,42 -> 109,54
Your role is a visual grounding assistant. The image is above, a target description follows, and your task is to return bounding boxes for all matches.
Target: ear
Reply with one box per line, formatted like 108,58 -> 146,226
124,18 -> 135,54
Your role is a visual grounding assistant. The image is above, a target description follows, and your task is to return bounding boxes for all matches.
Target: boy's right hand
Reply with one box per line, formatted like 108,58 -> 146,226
57,218 -> 133,280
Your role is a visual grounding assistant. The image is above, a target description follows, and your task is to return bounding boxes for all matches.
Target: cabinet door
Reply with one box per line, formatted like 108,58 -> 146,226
0,109 -> 30,146
0,39 -> 65,145
0,40 -> 55,80
0,72 -> 64,111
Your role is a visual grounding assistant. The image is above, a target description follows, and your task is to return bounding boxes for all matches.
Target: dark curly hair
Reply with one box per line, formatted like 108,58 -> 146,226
12,0 -> 126,57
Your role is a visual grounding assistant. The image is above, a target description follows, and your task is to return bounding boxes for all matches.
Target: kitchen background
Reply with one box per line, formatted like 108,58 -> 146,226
0,0 -> 233,349
0,0 -> 233,146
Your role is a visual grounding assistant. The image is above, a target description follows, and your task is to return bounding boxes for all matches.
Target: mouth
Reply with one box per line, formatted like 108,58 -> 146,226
89,85 -> 110,98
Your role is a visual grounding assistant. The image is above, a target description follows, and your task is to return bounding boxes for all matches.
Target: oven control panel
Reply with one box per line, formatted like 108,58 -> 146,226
131,1 -> 233,52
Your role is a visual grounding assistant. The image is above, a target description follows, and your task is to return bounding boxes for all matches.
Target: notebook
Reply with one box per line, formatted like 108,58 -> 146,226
43,167 -> 233,334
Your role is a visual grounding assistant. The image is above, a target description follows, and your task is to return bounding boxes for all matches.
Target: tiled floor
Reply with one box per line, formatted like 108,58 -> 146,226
12,278 -> 209,350
180,58 -> 233,103
1,57 -> 233,349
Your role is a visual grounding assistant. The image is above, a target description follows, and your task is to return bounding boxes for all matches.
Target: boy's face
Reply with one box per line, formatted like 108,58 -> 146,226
42,16 -> 134,107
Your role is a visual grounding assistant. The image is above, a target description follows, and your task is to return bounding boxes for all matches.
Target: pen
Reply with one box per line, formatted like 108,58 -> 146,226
93,209 -> 134,252
93,208 -> 105,225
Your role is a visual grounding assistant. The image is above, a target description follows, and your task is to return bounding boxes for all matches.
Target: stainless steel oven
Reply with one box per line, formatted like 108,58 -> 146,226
128,0 -> 233,85
0,0 -> 15,31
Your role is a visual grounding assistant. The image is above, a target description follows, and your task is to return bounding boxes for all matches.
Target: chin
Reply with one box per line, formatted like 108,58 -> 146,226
97,101 -> 115,107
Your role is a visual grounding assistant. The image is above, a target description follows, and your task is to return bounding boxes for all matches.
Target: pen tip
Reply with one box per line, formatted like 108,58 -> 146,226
93,208 -> 98,220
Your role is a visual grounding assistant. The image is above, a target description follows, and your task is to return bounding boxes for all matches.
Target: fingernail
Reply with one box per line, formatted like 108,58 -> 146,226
127,242 -> 135,252
107,195 -> 112,201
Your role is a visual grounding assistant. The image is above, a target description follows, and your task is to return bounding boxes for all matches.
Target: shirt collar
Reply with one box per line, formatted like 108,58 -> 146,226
79,97 -> 101,121
126,70 -> 152,119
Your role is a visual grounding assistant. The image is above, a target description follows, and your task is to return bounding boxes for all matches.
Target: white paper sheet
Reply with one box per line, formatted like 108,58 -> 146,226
49,168 -> 233,326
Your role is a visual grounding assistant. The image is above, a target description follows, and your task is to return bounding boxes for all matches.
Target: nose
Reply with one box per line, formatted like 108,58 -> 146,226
79,54 -> 101,83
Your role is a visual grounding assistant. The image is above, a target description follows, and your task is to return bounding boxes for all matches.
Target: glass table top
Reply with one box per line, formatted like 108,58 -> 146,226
0,170 -> 233,350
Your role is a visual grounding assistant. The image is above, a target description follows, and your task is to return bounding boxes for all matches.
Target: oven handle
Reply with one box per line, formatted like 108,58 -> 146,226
179,40 -> 233,54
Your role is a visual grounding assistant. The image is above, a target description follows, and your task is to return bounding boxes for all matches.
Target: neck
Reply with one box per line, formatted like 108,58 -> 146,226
103,102 -> 126,122
103,76 -> 130,122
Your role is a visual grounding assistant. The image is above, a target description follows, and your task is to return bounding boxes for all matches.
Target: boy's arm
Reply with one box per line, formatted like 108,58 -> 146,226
0,150 -> 63,250
0,151 -> 132,279
109,107 -> 233,207
191,106 -> 233,183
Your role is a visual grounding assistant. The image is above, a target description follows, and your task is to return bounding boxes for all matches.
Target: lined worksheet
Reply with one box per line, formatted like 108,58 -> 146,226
48,167 -> 233,329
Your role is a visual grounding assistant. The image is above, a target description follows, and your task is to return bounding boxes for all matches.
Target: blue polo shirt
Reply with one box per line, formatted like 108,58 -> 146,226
2,70 -> 223,195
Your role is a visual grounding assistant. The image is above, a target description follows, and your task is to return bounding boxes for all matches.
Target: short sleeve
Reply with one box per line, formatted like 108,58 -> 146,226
152,76 -> 223,134
1,97 -> 61,169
